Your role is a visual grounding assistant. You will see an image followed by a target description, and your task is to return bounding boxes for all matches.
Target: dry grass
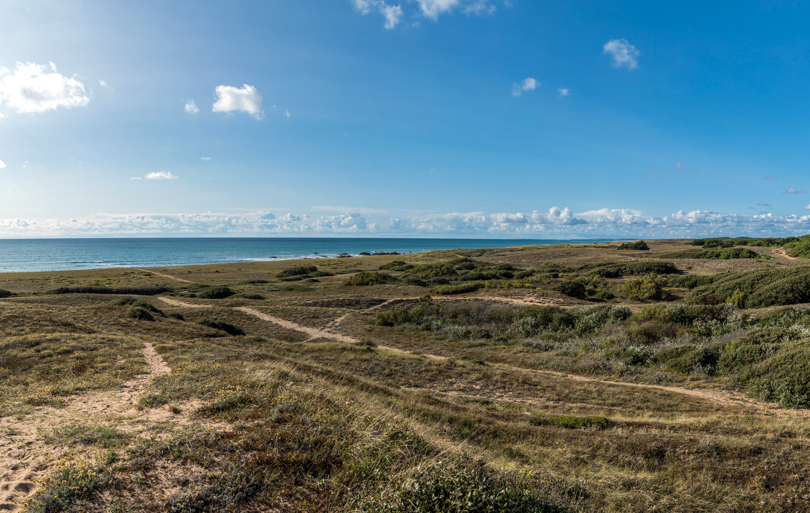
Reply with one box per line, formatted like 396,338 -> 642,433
4,240 -> 810,511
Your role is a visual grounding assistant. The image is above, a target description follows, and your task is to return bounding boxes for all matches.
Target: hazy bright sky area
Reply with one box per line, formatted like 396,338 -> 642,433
2,0 -> 810,238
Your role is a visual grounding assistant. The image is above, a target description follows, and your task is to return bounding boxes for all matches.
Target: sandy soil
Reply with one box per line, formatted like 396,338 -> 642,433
0,341 -> 207,511
135,268 -> 194,284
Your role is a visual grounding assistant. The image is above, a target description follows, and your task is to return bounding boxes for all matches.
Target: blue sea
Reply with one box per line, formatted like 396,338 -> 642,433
0,238 -> 617,273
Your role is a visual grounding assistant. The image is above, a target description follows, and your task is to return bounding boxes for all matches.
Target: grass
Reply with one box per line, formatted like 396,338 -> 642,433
6,240 -> 810,511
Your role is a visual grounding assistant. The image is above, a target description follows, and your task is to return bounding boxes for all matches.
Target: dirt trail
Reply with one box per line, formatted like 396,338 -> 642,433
0,342 -> 184,511
136,268 -> 194,284
771,247 -> 799,261
157,297 -> 810,417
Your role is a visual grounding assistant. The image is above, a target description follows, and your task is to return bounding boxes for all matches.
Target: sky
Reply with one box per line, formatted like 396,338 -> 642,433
2,0 -> 810,238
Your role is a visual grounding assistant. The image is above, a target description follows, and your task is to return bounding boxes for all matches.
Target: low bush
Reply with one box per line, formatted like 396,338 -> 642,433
665,274 -> 719,289
555,280 -> 587,299
197,286 -> 236,299
688,267 -> 810,308
344,272 -> 398,286
196,318 -> 245,336
530,414 -> 612,430
577,261 -> 678,278
0,289 -> 12,298
431,282 -> 483,295
276,264 -> 318,278
379,261 -> 414,271
112,297 -> 165,316
617,240 -> 649,250
126,306 -> 154,321
47,286 -> 170,295
621,273 -> 669,300
663,347 -> 720,375
659,248 -> 759,259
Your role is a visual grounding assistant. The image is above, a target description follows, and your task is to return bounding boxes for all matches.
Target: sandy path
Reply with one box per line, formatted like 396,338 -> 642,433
136,268 -> 193,284
156,297 -> 810,417
771,247 -> 800,261
0,342 -> 179,511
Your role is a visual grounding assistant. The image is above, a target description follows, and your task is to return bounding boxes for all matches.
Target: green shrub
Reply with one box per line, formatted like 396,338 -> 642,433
375,300 -> 443,327
47,286 -> 170,295
379,261 -> 414,271
344,272 -> 398,286
659,248 -> 759,259
404,262 -> 458,280
279,284 -> 314,292
617,240 -> 649,250
624,321 -> 679,344
25,459 -> 108,513
168,312 -> 185,321
665,274 -> 719,289
0,289 -> 12,298
688,267 -> 810,308
621,273 -> 668,300
112,297 -> 165,316
126,306 -> 154,322
726,289 -> 747,309
276,264 -> 318,278
577,261 -> 678,278
555,280 -> 587,299
196,318 -> 245,336
236,293 -> 265,300
431,282 -> 483,295
197,286 -> 236,299
664,347 -> 720,375
356,460 -> 560,513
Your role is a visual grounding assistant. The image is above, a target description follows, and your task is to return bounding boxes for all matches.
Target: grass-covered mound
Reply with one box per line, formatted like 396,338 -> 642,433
576,261 -> 678,278
658,248 -> 759,259
343,271 -> 399,286
687,267 -> 810,308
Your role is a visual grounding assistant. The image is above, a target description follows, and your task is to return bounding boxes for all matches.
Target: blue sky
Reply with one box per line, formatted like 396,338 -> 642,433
2,0 -> 810,238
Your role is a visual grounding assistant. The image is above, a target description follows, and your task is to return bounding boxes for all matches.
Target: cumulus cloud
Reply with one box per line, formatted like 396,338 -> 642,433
184,100 -> 199,114
786,188 -> 807,194
558,88 -> 570,96
512,78 -> 538,97
352,0 -> 404,28
603,39 -> 640,70
0,62 -> 90,113
99,80 -> 108,87
0,160 -> 5,169
212,84 -> 264,119
145,171 -> 178,180
805,205 -> 810,211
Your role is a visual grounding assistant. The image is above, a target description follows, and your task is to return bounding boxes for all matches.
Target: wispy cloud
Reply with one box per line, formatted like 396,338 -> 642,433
786,188 -> 807,194
0,62 -> 90,113
212,84 -> 264,119
352,0 -> 404,29
512,77 -> 539,97
757,202 -> 770,206
603,39 -> 640,70
284,109 -> 291,120
764,175 -> 777,180
99,80 -> 108,87
557,88 -> 570,96
145,171 -> 178,180
184,100 -> 199,114
201,157 -> 211,161
0,160 -> 5,169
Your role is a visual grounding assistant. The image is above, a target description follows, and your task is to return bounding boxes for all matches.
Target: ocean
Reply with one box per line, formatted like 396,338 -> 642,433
0,238 -> 616,273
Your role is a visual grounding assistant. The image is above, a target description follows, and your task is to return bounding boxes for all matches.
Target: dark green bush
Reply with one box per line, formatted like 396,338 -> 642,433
555,280 -> 587,299
0,289 -> 11,298
379,261 -> 414,271
168,312 -> 185,321
530,414 -> 612,430
343,272 -> 399,286
375,301 -> 443,327
404,262 -> 458,280
624,321 -> 679,344
112,297 -> 165,316
688,267 -> 810,308
665,274 -> 719,289
236,293 -> 265,300
47,286 -> 170,295
196,318 -> 245,336
126,306 -> 154,322
621,273 -> 669,300
577,261 -> 678,278
663,347 -> 720,375
431,282 -> 483,295
197,286 -> 236,299
617,240 -> 649,250
276,264 -> 318,278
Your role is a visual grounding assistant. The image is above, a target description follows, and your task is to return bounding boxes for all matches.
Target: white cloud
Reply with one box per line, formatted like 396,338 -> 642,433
805,205 -> 810,211
463,0 -> 496,15
145,171 -> 178,180
201,157 -> 211,161
353,0 -> 404,29
0,160 -> 5,169
99,80 -> 108,87
512,77 -> 539,97
786,188 -> 807,194
0,62 -> 90,113
130,177 -> 142,180
5,206 -> 810,237
184,100 -> 199,114
603,39 -> 640,70
284,109 -> 291,120
558,88 -> 570,96
212,84 -> 264,119
22,161 -> 27,168
418,0 -> 461,19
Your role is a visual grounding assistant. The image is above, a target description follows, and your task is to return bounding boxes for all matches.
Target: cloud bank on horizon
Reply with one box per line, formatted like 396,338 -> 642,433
1,207 -> 808,238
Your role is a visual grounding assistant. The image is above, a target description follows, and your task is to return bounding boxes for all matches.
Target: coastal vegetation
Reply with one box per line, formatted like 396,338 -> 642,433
4,238 -> 810,511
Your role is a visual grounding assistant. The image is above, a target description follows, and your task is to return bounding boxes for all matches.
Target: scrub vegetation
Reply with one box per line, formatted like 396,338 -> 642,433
4,238 -> 810,512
